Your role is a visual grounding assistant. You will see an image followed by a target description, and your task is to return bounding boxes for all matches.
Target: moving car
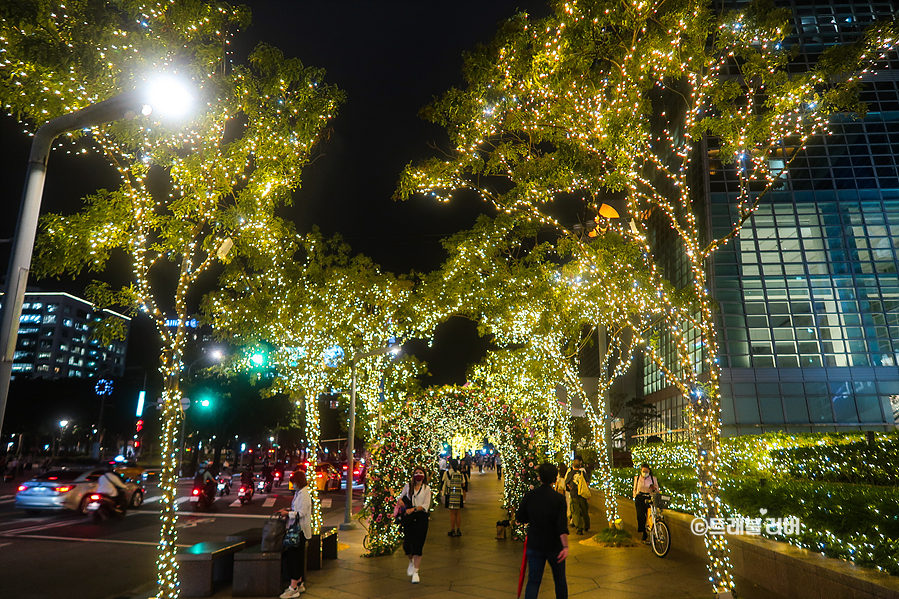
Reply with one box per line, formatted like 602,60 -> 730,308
15,469 -> 145,515
287,462 -> 341,491
339,459 -> 367,486
314,463 -> 341,492
102,459 -> 146,483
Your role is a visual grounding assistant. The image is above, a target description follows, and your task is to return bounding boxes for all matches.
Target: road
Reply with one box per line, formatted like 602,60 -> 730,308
0,479 -> 364,599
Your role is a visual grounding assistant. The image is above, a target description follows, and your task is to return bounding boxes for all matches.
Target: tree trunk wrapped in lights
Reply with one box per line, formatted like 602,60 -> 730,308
2,4 -> 343,597
396,1 -> 896,593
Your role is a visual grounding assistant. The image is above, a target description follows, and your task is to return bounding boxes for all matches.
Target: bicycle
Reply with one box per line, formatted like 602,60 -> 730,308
645,491 -> 671,558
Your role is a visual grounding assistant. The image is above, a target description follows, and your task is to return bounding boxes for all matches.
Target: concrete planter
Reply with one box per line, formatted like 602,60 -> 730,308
592,494 -> 899,599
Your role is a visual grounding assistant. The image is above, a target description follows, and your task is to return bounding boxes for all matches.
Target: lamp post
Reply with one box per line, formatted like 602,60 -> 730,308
0,78 -> 194,437
340,343 -> 401,531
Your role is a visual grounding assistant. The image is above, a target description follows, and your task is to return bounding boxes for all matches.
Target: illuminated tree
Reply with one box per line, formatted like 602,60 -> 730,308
397,0 -> 896,593
419,214 -> 674,524
1,2 -> 342,596
204,230 -> 419,532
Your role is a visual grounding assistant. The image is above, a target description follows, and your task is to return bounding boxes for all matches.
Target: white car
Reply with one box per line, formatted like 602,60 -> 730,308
15,469 -> 145,515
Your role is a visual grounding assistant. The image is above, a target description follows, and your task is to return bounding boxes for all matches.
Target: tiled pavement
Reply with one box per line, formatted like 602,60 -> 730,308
205,471 -> 785,599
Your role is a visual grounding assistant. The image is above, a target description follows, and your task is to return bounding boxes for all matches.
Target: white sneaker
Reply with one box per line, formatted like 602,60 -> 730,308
407,561 -> 415,576
411,571 -> 420,584
280,584 -> 304,598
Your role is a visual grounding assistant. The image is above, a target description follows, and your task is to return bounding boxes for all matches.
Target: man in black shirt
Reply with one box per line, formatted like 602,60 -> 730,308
516,463 -> 569,599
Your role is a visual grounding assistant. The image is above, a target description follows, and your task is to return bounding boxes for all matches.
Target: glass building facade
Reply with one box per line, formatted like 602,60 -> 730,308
642,0 -> 899,438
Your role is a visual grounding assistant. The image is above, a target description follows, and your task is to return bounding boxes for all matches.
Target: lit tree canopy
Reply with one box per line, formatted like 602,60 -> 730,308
1,2 -> 343,597
419,213 -> 680,523
396,0 -> 897,593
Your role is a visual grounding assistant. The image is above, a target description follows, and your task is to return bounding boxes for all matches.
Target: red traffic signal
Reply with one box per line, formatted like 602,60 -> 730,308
136,419 -> 144,432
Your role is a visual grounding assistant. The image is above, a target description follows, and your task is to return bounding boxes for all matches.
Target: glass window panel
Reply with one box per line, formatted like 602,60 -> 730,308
784,397 -> 809,423
749,329 -> 771,340
759,396 -> 785,423
734,396 -> 761,423
832,395 -> 859,422
777,355 -> 800,367
806,395 -> 833,422
752,356 -> 775,367
773,328 -> 795,340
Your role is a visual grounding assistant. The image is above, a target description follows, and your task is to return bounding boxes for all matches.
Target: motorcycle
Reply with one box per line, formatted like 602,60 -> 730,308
191,483 -> 215,511
216,476 -> 232,496
86,493 -> 126,523
273,470 -> 282,487
238,482 -> 254,505
256,478 -> 273,494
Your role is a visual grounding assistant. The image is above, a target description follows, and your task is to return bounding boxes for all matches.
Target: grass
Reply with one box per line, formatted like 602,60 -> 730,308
591,527 -> 640,547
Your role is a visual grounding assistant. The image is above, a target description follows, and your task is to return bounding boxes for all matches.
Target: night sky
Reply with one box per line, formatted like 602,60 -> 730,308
0,1 -> 551,386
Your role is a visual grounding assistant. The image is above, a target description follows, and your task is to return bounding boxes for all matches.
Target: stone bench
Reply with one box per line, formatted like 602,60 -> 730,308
233,546 -> 284,597
177,541 -> 246,597
306,526 -> 338,570
225,527 -> 263,547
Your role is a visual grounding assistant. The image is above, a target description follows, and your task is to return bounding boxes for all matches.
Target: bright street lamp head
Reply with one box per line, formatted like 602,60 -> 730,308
59,420 -> 69,428
251,353 -> 265,366
144,74 -> 194,119
210,349 -> 224,361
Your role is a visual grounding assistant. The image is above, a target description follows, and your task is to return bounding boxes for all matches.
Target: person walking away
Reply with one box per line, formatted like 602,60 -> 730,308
277,470 -> 312,597
495,452 -> 502,479
555,463 -> 571,524
442,459 -> 465,537
516,463 -> 569,599
398,466 -> 432,584
437,454 -> 448,502
632,463 -> 660,544
565,456 -> 590,535
97,468 -> 128,511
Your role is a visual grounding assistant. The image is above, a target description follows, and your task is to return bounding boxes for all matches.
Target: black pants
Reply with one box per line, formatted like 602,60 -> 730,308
402,511 -> 429,556
635,493 -> 651,538
283,535 -> 307,581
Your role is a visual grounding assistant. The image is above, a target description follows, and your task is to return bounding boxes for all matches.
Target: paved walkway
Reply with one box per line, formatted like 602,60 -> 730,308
187,471 -> 784,599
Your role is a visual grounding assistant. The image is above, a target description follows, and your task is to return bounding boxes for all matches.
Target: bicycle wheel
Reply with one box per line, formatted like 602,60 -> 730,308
651,520 -> 670,558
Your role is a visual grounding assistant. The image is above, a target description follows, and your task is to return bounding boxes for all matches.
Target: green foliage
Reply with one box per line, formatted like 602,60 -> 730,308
631,431 -> 898,476
610,466 -> 899,575
593,526 -> 638,547
771,437 -> 899,486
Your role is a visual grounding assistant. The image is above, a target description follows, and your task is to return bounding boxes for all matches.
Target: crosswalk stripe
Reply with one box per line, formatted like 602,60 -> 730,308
262,498 -> 276,508
230,499 -> 242,507
144,496 -> 161,503
176,497 -> 192,505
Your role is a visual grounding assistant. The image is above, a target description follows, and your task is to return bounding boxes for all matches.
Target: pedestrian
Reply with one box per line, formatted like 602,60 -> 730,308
555,463 -> 571,524
437,454 -> 447,501
565,456 -> 590,535
442,458 -> 465,537
632,463 -> 660,544
516,462 -> 569,599
495,452 -> 502,479
277,470 -> 312,598
462,453 -> 472,490
398,465 -> 432,584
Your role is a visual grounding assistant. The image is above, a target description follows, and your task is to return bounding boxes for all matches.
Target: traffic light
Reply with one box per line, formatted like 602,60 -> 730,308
136,419 -> 144,433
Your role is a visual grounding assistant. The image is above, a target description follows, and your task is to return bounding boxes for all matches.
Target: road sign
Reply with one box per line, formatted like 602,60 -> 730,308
155,396 -> 191,410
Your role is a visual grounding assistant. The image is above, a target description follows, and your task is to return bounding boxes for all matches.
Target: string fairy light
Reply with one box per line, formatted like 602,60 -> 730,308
1,3 -> 343,597
396,1 -> 898,593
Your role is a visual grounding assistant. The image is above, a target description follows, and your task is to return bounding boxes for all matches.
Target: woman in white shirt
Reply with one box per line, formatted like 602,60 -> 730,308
277,470 -> 312,598
632,463 -> 660,544
398,465 -> 432,584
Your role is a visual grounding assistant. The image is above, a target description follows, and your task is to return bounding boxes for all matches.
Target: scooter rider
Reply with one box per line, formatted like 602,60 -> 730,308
195,462 -> 216,497
261,461 -> 274,492
97,468 -> 128,512
241,465 -> 255,488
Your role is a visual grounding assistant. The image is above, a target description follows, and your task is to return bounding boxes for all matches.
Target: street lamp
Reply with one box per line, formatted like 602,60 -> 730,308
0,77 -> 196,436
339,342 -> 401,531
55,420 -> 70,457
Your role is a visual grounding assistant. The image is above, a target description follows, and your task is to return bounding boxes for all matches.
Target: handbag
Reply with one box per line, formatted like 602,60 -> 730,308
283,515 -> 306,549
576,472 -> 592,499
394,494 -> 413,525
261,515 -> 286,552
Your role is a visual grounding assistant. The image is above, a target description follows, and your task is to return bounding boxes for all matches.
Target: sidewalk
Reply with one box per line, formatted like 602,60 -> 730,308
198,470 -> 785,599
